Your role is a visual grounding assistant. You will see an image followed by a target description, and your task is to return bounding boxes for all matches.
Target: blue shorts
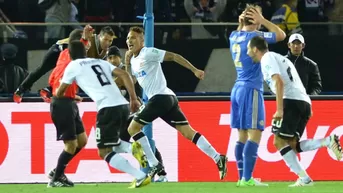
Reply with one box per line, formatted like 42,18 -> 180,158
230,85 -> 265,130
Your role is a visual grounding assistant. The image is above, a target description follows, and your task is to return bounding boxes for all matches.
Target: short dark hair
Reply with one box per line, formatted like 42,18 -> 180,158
249,36 -> 268,52
243,4 -> 262,26
129,26 -> 145,35
100,26 -> 115,36
68,41 -> 86,60
69,29 -> 83,42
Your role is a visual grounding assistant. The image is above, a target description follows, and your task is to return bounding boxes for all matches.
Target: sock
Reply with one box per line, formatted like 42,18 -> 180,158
242,140 -> 258,181
155,148 -> 167,176
235,141 -> 245,180
53,150 -> 74,181
280,145 -> 310,180
113,141 -> 132,153
105,152 -> 146,180
72,147 -> 82,158
192,133 -> 220,163
296,137 -> 330,152
132,132 -> 159,167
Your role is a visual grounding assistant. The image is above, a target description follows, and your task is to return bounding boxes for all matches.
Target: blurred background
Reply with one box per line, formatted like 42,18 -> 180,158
0,0 -> 341,96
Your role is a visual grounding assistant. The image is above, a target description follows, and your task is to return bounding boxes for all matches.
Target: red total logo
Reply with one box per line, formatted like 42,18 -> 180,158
177,101 -> 343,182
0,100 -> 342,183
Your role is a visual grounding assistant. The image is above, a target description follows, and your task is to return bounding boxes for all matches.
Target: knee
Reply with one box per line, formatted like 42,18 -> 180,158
289,139 -> 301,153
128,120 -> 143,136
77,134 -> 88,148
248,129 -> 262,144
98,148 -> 112,159
176,125 -> 196,140
273,135 -> 287,150
238,130 -> 248,143
64,140 -> 78,154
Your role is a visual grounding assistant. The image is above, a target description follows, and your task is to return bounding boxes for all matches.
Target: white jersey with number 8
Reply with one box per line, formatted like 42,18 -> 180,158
61,58 -> 128,111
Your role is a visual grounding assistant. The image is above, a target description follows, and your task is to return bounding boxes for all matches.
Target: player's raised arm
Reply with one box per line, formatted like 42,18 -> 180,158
163,51 -> 205,80
246,8 -> 286,42
237,11 -> 245,31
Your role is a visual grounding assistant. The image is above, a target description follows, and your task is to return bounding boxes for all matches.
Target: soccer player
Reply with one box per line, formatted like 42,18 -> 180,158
125,26 -> 228,180
57,41 -> 151,188
46,30 -> 92,187
229,4 -> 286,186
106,46 -> 169,181
247,36 -> 343,187
13,25 -> 116,103
116,47 -> 168,182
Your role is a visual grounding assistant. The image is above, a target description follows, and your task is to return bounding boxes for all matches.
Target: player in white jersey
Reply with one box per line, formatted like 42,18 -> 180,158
56,41 -> 151,189
247,36 -> 343,187
124,26 -> 228,180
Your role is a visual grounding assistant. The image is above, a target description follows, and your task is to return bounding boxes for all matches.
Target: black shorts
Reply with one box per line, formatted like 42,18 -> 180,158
96,104 -> 129,148
50,97 -> 85,141
272,99 -> 311,140
134,95 -> 188,127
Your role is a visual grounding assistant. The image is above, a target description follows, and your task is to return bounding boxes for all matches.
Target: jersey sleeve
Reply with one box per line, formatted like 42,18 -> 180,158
61,61 -> 79,84
256,31 -> 277,43
261,53 -> 281,79
146,47 -> 166,63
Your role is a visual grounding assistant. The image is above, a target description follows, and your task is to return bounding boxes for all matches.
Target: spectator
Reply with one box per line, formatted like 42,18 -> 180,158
271,0 -> 302,36
169,0 -> 192,40
69,0 -> 82,30
79,0 -> 113,32
0,43 -> 28,94
285,33 -> 322,95
185,0 -> 226,39
39,0 -> 72,39
326,0 -> 343,35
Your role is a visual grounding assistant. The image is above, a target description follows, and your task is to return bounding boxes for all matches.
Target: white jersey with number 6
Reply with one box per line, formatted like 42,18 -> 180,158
61,58 -> 128,111
261,52 -> 311,104
130,47 -> 175,99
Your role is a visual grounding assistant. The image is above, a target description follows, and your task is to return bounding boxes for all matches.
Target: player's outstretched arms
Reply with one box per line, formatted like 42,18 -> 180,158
163,52 -> 205,80
112,68 -> 140,112
246,8 -> 286,42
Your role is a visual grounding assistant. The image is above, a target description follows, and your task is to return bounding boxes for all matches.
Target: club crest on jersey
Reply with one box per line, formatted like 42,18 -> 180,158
137,70 -> 147,78
263,32 -> 273,38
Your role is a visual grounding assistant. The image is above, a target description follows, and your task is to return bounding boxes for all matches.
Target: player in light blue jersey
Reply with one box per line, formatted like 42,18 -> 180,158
229,4 -> 286,186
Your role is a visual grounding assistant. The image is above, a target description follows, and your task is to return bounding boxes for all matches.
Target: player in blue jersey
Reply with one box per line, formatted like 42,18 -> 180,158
229,4 -> 286,187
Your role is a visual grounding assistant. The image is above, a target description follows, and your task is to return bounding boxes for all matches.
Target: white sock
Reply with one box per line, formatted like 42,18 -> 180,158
195,134 -> 220,163
113,141 -> 132,153
299,137 -> 330,152
280,146 -> 310,180
106,153 -> 146,180
133,132 -> 159,167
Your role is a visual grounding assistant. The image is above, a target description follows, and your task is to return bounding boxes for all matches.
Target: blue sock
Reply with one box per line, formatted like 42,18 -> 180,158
235,141 -> 245,180
243,140 -> 259,181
